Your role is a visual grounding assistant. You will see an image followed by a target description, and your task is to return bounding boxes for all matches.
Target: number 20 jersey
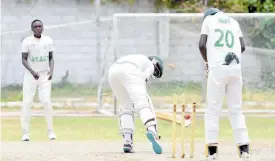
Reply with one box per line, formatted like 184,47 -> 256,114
200,12 -> 243,68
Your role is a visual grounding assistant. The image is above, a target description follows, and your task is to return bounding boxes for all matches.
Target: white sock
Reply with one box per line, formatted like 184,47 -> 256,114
123,133 -> 132,144
147,125 -> 157,136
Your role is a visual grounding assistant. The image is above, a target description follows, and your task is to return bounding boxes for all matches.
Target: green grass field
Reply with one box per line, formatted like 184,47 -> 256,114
2,117 -> 275,142
2,82 -> 275,102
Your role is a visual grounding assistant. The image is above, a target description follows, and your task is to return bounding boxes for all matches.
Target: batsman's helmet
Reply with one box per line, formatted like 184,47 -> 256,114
204,8 -> 220,19
148,56 -> 163,78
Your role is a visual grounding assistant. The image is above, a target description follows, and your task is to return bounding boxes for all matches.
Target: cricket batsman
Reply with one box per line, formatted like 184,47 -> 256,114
21,19 -> 56,141
198,8 -> 250,160
108,54 -> 163,154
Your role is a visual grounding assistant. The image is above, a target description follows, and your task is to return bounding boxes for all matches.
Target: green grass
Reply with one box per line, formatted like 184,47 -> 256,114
0,107 -> 96,112
1,117 -> 275,142
1,82 -> 275,102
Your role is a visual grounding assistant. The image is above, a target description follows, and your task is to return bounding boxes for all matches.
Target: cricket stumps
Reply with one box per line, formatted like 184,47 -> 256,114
171,94 -> 197,158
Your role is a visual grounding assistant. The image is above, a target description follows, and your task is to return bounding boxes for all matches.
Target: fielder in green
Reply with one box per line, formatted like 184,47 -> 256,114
21,19 -> 56,141
108,54 -> 164,154
199,8 -> 251,161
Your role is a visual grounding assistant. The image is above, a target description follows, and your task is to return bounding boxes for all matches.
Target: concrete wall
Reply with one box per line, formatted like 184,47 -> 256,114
1,0 -> 273,88
1,0 -> 157,85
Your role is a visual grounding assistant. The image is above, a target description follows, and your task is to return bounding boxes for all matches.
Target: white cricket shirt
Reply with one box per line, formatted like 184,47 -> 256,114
21,35 -> 54,73
200,12 -> 243,68
115,54 -> 154,80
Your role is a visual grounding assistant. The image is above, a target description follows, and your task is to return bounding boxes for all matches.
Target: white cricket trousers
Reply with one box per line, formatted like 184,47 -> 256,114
21,71 -> 54,134
205,65 -> 249,146
108,62 -> 157,135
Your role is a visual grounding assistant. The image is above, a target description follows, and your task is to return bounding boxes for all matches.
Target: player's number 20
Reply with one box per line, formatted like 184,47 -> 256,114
214,29 -> 234,48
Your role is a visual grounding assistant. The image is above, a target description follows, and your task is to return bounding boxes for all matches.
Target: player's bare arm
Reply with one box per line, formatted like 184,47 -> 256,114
199,34 -> 209,75
199,34 -> 208,63
48,51 -> 54,80
22,52 -> 39,80
240,37 -> 246,53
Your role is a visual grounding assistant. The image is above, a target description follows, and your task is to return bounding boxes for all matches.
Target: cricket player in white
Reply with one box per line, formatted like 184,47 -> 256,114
21,19 -> 56,141
108,54 -> 163,154
199,8 -> 250,160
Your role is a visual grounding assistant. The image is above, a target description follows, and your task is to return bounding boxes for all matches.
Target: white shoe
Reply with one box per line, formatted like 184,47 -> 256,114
21,134 -> 30,141
241,152 -> 251,160
48,131 -> 56,140
185,119 -> 191,127
206,153 -> 218,160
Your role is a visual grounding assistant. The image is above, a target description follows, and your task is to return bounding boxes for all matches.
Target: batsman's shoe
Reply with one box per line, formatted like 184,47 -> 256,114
241,152 -> 251,161
146,131 -> 162,154
206,153 -> 218,160
21,134 -> 30,141
48,131 -> 56,140
205,145 -> 218,160
123,143 -> 134,153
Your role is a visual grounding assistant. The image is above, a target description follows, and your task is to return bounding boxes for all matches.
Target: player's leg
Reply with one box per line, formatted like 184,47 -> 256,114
123,74 -> 162,154
21,73 -> 37,141
108,65 -> 135,153
118,99 -> 135,153
204,67 -> 228,159
38,72 -> 56,140
226,75 -> 250,159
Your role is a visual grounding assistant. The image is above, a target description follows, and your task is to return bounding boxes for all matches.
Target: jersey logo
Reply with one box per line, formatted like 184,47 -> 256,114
31,56 -> 49,62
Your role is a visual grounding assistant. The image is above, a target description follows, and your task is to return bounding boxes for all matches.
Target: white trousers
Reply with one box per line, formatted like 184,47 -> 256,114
108,63 -> 157,135
21,71 -> 54,134
205,65 -> 249,145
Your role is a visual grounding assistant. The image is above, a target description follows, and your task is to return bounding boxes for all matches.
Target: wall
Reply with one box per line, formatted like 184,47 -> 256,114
1,0 -> 273,88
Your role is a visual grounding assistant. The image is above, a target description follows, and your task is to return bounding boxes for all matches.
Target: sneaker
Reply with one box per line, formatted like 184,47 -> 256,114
21,134 -> 30,141
241,152 -> 251,161
146,131 -> 162,154
206,153 -> 218,160
239,144 -> 251,160
206,145 -> 218,160
123,143 -> 134,153
48,131 -> 56,140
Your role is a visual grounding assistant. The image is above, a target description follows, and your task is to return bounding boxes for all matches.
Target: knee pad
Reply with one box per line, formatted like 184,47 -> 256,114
139,106 -> 157,128
119,110 -> 135,135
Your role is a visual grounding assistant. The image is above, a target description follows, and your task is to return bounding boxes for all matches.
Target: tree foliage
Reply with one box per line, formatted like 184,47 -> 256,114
153,0 -> 275,13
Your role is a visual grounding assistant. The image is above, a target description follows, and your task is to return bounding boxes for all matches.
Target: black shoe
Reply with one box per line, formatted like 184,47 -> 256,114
208,145 -> 218,155
123,143 -> 134,153
239,144 -> 250,158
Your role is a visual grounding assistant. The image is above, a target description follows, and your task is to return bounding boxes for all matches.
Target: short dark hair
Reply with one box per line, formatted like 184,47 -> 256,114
31,19 -> 43,28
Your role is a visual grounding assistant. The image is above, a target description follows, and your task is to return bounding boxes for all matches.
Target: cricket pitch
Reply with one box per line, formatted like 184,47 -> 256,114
2,141 -> 275,161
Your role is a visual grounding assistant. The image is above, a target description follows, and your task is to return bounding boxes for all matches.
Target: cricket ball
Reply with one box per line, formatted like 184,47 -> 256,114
184,114 -> 191,120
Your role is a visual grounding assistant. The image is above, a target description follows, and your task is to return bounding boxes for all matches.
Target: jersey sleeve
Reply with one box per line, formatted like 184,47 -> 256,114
48,37 -> 54,52
200,18 -> 209,35
21,38 -> 29,53
237,22 -> 243,38
144,63 -> 154,81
